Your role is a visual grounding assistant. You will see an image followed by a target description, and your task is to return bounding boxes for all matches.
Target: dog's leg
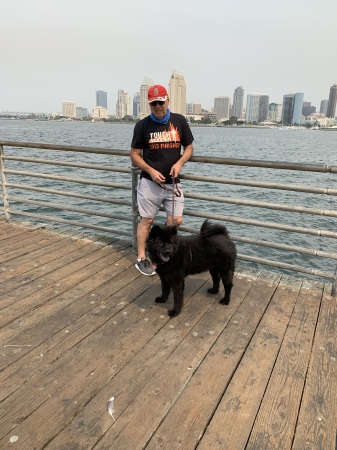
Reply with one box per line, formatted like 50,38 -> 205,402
208,267 -> 220,294
219,266 -> 234,305
155,277 -> 171,304
168,280 -> 185,317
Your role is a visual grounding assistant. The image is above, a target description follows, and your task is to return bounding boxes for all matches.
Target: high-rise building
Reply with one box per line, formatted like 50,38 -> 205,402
133,92 -> 140,119
281,93 -> 304,125
116,89 -> 130,119
186,102 -> 193,114
96,90 -> 107,109
192,103 -> 202,114
214,97 -> 230,121
327,84 -> 337,118
92,106 -> 108,120
139,77 -> 154,119
268,103 -> 282,123
168,70 -> 186,115
76,107 -> 89,119
302,102 -> 316,117
320,99 -> 329,116
62,101 -> 76,118
232,86 -> 244,119
245,94 -> 269,123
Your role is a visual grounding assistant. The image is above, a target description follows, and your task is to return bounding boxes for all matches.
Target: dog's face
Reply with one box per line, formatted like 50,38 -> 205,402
147,225 -> 179,264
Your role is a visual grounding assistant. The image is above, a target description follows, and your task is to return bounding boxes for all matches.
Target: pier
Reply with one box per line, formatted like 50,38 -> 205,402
1,219 -> 336,449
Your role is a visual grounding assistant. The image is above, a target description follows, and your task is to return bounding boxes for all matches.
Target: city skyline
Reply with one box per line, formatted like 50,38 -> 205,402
1,1 -> 337,114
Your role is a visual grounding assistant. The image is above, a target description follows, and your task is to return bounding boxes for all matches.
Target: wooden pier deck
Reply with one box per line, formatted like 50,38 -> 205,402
0,219 -> 336,450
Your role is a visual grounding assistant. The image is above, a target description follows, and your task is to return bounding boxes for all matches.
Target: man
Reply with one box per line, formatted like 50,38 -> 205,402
130,84 -> 194,276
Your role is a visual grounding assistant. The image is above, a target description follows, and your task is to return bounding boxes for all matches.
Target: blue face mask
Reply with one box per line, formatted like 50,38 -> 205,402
150,108 -> 171,125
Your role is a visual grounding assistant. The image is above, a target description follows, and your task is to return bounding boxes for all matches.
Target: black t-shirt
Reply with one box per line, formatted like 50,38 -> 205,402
131,113 -> 194,183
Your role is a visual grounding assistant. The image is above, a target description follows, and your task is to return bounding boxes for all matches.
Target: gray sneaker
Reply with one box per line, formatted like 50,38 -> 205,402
135,258 -> 156,276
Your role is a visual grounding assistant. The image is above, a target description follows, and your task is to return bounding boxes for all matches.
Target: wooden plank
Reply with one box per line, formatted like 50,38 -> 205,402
40,270 -> 256,449
0,235 -> 81,281
0,240 -> 108,314
0,273 -> 209,447
90,272 -> 278,450
41,273 -> 218,449
0,232 -> 67,265
145,274 -> 297,450
0,225 -> 30,242
0,246 -> 134,342
245,282 -> 325,450
0,259 -> 152,401
0,237 -> 95,295
0,228 -> 47,254
199,280 -> 323,450
292,283 -> 337,450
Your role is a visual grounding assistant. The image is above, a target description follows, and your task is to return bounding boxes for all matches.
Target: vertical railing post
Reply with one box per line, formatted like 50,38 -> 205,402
131,165 -> 139,252
331,265 -> 337,297
0,145 -> 10,221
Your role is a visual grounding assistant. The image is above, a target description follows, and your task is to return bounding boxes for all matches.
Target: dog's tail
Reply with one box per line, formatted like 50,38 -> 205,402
200,219 -> 229,238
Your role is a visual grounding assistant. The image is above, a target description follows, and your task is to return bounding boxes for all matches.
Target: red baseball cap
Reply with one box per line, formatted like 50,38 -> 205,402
148,85 -> 168,103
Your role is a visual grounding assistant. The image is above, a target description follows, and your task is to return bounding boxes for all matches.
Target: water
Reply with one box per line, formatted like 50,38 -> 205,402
1,120 -> 337,280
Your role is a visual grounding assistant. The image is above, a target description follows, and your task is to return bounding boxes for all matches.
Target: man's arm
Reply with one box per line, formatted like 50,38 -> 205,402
130,147 -> 166,184
170,143 -> 194,178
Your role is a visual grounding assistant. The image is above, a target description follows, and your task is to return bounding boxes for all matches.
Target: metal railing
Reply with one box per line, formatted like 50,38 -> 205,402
1,140 -> 336,294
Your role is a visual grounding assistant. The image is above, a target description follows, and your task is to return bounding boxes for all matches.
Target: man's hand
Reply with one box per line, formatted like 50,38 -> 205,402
170,161 -> 183,178
149,168 -> 166,184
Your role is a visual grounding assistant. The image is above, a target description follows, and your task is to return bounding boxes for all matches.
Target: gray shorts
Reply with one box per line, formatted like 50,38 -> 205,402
137,178 -> 184,218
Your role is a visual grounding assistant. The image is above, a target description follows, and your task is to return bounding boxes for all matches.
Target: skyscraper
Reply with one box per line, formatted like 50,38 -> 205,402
320,99 -> 328,116
133,92 -> 140,119
232,86 -> 244,119
96,90 -> 107,109
214,97 -> 230,121
62,101 -> 76,118
139,77 -> 154,119
281,93 -> 304,125
168,70 -> 186,115
268,103 -> 282,123
326,84 -> 337,118
116,89 -> 130,119
245,94 -> 269,123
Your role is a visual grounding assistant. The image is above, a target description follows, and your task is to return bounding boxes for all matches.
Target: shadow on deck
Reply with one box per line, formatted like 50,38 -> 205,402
0,220 -> 336,450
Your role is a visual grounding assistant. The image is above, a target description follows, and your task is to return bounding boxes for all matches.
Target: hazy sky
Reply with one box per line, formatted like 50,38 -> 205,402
1,0 -> 336,113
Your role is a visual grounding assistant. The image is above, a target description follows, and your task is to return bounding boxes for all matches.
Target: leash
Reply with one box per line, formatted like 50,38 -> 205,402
158,177 -> 181,224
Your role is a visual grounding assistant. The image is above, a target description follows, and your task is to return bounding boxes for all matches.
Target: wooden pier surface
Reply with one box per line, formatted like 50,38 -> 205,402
0,219 -> 336,450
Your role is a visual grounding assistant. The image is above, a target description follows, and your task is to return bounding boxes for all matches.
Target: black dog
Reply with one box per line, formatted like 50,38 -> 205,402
146,220 -> 237,317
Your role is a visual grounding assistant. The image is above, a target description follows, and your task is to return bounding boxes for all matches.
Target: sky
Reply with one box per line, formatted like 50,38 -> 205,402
1,0 -> 337,114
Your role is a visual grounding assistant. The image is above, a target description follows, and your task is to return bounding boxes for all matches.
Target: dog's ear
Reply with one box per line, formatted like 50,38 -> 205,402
168,226 -> 178,235
149,225 -> 160,235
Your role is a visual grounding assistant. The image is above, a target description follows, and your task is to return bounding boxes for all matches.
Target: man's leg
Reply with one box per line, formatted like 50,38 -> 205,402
166,215 -> 182,226
137,216 -> 154,259
135,216 -> 156,276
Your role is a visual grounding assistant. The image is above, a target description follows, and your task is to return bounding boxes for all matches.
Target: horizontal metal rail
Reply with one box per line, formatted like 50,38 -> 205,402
190,155 -> 337,173
181,173 -> 337,196
0,140 -> 131,157
237,253 -> 334,280
10,210 -> 132,238
3,156 -> 132,173
179,225 -> 337,261
1,140 -> 337,173
6,183 -> 132,206
184,191 -> 337,218
9,197 -> 131,222
4,170 -> 130,189
182,209 -> 337,239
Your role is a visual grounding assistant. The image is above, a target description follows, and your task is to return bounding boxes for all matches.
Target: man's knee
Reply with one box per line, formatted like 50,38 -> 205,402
139,217 -> 154,230
167,216 -> 182,226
